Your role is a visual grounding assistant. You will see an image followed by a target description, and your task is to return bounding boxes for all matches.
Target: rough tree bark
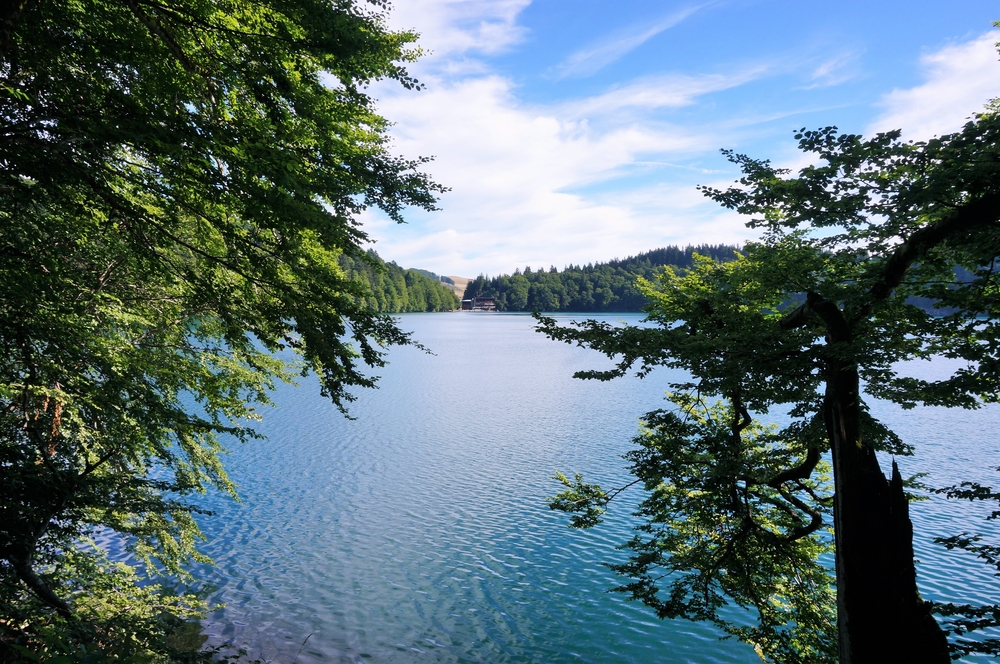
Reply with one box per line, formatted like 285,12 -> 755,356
778,290 -> 951,661
775,190 -> 1000,661
783,293 -> 950,662
824,353 -> 949,663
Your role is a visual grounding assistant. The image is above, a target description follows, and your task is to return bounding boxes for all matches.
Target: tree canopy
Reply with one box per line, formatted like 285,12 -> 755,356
463,244 -> 738,312
0,0 -> 442,659
540,101 -> 1000,662
339,251 -> 460,313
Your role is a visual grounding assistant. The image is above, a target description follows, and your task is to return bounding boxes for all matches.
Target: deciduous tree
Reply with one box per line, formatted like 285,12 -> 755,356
0,0 -> 441,658
539,101 -> 1000,662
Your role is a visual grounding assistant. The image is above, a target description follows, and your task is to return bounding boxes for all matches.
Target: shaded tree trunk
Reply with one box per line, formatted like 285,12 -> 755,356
825,353 -> 949,663
6,547 -> 71,617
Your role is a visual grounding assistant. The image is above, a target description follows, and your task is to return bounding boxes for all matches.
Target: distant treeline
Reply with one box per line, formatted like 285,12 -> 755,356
462,244 -> 740,312
339,251 -> 460,312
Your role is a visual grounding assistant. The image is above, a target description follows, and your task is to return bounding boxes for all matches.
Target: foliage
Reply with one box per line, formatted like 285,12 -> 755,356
0,548 -> 215,663
553,394 -> 837,662
463,244 -> 739,312
339,251 -> 460,312
0,0 -> 441,658
539,102 -> 1000,661
930,478 -> 1000,658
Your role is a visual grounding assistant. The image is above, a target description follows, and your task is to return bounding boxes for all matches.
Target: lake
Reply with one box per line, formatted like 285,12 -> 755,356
187,313 -> 1000,663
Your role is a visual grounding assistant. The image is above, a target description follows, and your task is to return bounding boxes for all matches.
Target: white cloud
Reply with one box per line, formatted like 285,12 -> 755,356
564,66 -> 771,118
359,7 -> 1000,277
554,5 -> 703,79
357,2 -> 816,276
366,75 -> 753,276
384,0 -> 530,60
869,32 -> 1000,139
802,49 -> 862,89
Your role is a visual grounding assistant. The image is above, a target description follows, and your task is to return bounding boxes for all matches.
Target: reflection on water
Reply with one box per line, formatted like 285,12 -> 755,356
184,313 -> 1000,663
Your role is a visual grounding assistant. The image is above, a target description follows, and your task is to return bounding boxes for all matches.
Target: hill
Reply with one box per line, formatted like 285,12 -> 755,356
441,276 -> 472,298
462,245 -> 739,312
339,251 -> 461,313
410,269 -> 471,299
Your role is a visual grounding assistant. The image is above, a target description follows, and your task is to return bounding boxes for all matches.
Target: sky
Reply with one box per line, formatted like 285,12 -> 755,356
359,0 -> 1000,278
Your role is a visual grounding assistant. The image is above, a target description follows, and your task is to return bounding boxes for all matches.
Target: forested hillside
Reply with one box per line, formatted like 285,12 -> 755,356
462,245 -> 739,312
340,251 -> 460,312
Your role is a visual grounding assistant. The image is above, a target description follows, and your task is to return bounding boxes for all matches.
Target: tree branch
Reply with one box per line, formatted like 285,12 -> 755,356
868,193 -> 1000,305
767,446 -> 822,489
7,550 -> 71,617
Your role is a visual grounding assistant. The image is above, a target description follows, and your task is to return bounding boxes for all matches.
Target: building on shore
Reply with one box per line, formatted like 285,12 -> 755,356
461,297 -> 496,311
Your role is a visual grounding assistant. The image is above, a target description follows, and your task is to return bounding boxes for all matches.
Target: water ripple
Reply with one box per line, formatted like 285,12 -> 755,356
184,314 -> 1000,662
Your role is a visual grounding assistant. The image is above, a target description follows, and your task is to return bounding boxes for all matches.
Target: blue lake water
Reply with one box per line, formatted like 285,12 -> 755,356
186,313 -> 1000,663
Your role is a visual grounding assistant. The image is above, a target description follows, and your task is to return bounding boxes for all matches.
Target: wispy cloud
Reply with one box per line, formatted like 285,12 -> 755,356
554,5 -> 704,79
360,4 -> 805,276
564,66 -> 772,118
384,0 -> 531,60
368,3 -> 987,277
801,49 -> 863,89
365,75 -> 751,276
868,31 -> 1000,139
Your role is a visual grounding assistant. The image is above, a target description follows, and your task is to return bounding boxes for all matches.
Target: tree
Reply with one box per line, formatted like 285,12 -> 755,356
337,251 -> 460,313
538,102 -> 1000,662
552,391 -> 838,663
0,0 -> 442,658
460,244 -> 739,312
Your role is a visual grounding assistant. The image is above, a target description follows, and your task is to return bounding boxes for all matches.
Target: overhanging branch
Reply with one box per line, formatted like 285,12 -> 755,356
869,193 -> 1000,304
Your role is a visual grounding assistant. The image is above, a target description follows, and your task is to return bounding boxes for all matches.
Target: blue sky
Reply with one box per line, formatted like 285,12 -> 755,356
362,0 -> 1000,277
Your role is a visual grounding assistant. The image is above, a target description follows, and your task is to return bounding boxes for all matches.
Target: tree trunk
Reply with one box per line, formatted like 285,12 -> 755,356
825,359 -> 949,663
7,547 -> 71,618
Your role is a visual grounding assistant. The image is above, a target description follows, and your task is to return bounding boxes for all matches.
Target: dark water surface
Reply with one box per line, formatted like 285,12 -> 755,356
187,313 -> 1000,663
